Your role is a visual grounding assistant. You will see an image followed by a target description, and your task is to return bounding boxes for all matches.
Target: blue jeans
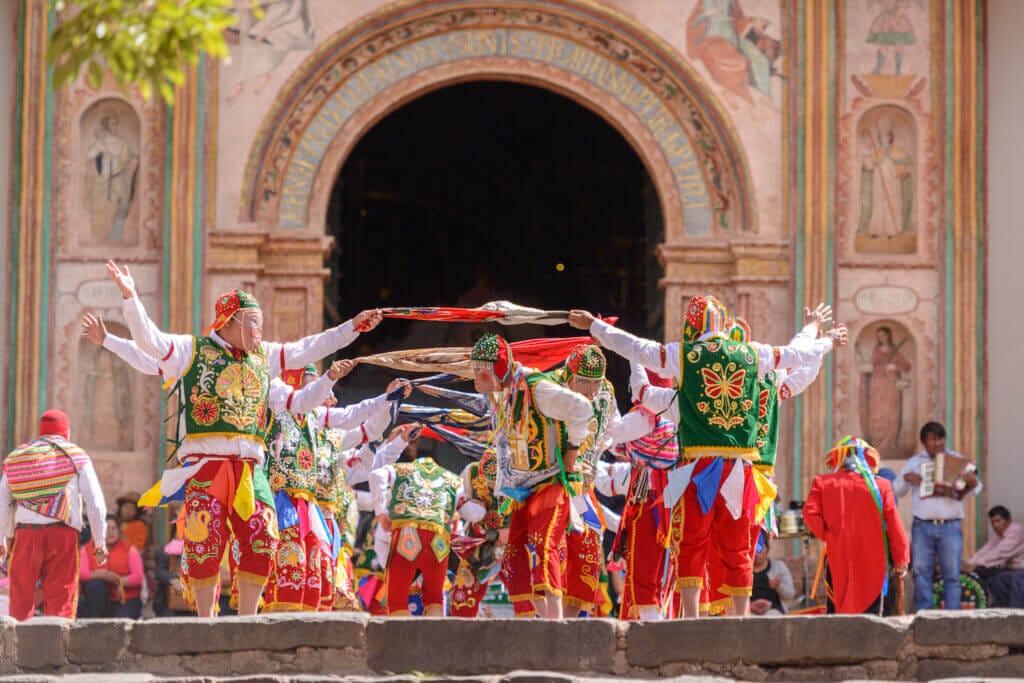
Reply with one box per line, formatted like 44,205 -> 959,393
912,519 -> 962,611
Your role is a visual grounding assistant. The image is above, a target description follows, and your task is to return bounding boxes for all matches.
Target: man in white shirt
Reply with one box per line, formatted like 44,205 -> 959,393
893,421 -> 981,611
0,410 -> 108,620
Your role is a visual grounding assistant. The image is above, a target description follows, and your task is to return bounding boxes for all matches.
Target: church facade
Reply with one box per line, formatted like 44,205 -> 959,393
0,0 -> 1012,550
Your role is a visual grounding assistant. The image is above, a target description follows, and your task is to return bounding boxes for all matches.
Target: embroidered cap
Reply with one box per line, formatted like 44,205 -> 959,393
825,435 -> 880,473
205,289 -> 260,335
470,333 -> 513,383
565,344 -> 606,379
683,295 -> 729,342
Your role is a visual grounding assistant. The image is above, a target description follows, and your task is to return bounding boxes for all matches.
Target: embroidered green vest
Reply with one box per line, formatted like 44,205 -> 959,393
676,338 -> 760,460
314,428 -> 349,511
182,336 -> 271,446
512,372 -> 569,475
264,408 -> 318,496
756,371 -> 780,467
338,485 -> 359,548
389,458 -> 462,538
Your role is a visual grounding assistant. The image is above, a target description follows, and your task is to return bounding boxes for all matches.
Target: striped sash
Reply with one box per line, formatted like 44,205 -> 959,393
2,437 -> 90,524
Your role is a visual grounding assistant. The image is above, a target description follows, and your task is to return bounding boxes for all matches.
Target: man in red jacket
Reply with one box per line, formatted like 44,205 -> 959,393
804,436 -> 909,614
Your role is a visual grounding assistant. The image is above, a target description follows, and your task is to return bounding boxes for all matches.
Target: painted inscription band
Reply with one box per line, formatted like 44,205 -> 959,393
278,28 -> 712,233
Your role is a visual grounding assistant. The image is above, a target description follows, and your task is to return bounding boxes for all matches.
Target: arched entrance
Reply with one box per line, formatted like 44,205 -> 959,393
231,1 -> 756,340
325,80 -> 661,405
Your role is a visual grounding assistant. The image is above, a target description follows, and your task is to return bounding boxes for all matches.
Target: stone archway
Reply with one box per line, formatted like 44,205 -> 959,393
226,1 -> 759,338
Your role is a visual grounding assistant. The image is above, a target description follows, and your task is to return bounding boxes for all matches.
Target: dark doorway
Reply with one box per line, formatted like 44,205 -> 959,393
324,81 -> 663,460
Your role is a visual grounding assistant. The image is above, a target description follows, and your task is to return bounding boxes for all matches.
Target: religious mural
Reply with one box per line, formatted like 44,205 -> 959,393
80,98 -> 140,246
685,0 -> 783,107
225,0 -> 316,101
856,105 -> 916,253
856,320 -> 916,460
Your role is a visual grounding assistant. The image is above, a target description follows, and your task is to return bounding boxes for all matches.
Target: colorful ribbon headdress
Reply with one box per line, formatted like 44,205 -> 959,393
683,295 -> 729,342
825,435 -> 881,473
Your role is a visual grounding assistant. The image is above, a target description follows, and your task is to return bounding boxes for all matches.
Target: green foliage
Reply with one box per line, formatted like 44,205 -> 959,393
47,0 -> 244,104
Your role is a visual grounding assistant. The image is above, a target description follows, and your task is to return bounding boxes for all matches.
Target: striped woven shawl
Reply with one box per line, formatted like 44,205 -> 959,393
2,437 -> 90,524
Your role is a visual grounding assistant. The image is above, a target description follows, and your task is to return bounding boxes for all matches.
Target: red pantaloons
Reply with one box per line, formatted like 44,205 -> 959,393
386,526 -> 448,615
181,460 -> 277,590
449,559 -> 491,617
265,522 -> 323,611
620,499 -> 683,619
563,525 -> 603,615
7,525 -> 79,620
503,483 -> 570,602
676,460 -> 754,596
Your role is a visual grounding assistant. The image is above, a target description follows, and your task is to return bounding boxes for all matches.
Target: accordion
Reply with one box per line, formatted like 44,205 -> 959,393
919,452 -> 977,500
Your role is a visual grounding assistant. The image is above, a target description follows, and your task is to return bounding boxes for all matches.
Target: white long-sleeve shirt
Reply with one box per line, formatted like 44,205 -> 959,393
595,461 -> 632,498
120,293 -> 360,462
590,319 -> 830,384
101,332 -> 342,464
340,437 -> 409,486
515,367 -> 594,447
626,325 -> 832,424
0,452 -> 108,546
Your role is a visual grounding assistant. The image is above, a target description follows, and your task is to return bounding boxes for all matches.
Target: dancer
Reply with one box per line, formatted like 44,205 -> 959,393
105,260 -> 383,616
569,298 -> 840,617
471,333 -> 592,619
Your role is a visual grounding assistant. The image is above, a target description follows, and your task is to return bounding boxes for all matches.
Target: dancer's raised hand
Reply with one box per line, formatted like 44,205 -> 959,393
567,309 -> 596,330
106,261 -> 136,299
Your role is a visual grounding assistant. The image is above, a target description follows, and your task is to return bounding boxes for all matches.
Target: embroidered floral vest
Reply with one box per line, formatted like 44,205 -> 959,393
468,450 -> 510,531
676,338 -> 760,459
314,428 -> 343,510
494,372 -> 570,495
182,337 -> 270,446
265,408 -> 317,495
388,458 -> 461,537
756,371 -> 780,467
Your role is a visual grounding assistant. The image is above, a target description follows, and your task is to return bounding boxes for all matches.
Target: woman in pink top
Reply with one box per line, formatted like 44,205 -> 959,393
79,515 -> 144,618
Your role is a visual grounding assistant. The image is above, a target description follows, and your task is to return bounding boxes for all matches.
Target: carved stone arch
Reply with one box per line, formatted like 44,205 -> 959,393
239,0 -> 755,240
225,0 -> 767,340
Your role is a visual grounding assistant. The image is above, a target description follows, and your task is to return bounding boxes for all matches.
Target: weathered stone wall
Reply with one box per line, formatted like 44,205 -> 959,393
2,611 -> 1023,681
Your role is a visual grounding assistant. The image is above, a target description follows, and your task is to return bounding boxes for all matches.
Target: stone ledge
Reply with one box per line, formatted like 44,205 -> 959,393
12,618 -> 69,670
913,608 -> 1024,647
130,613 -> 367,656
366,618 -> 618,675
627,615 -> 908,667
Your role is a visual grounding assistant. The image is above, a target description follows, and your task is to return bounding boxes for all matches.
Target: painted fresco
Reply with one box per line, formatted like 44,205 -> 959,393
855,320 -> 917,460
80,99 -> 141,246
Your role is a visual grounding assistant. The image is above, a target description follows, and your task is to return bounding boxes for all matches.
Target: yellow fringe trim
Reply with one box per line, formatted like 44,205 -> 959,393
676,576 -> 704,590
531,583 -> 563,597
702,597 -> 731,615
284,489 -> 318,503
719,583 -> 753,597
682,446 -> 760,462
186,573 -> 221,589
236,570 -> 270,588
263,602 -> 308,612
392,519 -> 451,540
562,596 -> 593,613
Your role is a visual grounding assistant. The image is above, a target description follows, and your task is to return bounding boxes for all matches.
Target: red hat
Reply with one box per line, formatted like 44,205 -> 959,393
39,409 -> 71,439
203,289 -> 260,335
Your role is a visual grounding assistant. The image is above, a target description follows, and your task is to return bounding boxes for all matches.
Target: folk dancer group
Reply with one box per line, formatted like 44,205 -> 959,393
8,256 -> 920,620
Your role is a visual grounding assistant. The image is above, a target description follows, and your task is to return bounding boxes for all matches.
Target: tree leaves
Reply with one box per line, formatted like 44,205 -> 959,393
47,0 -> 245,104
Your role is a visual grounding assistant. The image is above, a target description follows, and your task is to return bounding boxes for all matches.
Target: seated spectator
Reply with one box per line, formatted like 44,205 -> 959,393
963,506 -> 1024,579
116,492 -> 149,551
750,535 -> 795,616
987,568 -> 1024,608
79,515 -> 144,619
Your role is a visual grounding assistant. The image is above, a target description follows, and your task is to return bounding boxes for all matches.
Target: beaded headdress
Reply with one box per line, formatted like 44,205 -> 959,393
206,289 -> 260,334
470,333 -> 513,384
565,344 -> 606,379
683,295 -> 729,342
